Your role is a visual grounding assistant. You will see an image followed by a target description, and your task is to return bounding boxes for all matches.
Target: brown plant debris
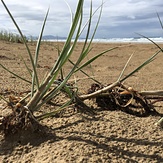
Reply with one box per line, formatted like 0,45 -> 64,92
0,95 -> 48,137
0,106 -> 41,137
87,83 -> 158,117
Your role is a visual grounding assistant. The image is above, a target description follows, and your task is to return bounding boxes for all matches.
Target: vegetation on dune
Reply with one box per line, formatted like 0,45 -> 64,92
0,30 -> 28,43
0,0 -> 163,138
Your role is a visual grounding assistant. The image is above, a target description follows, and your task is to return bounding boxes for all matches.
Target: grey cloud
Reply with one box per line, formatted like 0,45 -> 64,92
1,0 -> 163,38
97,17 -> 163,38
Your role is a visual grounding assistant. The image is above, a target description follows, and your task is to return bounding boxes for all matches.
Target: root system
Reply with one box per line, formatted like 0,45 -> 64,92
87,83 -> 160,117
0,82 -> 162,137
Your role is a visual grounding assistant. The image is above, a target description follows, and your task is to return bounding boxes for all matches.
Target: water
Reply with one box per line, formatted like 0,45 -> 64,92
92,37 -> 163,43
45,37 -> 163,43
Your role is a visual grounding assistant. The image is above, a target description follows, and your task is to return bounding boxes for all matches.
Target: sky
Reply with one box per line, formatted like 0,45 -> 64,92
0,0 -> 163,38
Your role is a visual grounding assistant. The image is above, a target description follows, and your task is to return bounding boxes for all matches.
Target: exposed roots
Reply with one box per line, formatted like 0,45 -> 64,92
87,83 -> 158,117
0,100 -> 48,138
0,81 -> 162,138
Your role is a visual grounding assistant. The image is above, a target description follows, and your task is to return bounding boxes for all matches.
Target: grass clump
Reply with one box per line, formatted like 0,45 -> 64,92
0,30 -> 28,43
0,0 -> 112,136
0,0 -> 163,137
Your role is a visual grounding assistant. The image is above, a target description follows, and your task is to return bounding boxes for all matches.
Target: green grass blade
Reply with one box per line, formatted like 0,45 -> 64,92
86,0 -> 103,45
28,0 -> 84,110
20,55 -> 32,77
36,97 -> 74,120
56,43 -> 64,80
64,0 -> 74,24
120,49 -> 162,82
136,33 -> 163,52
50,0 -> 84,75
80,0 -> 93,55
1,0 -> 39,88
65,0 -> 103,77
68,59 -> 101,84
52,42 -> 64,80
34,8 -> 49,74
52,1 -> 84,72
42,1 -> 104,104
70,0 -> 104,76
31,8 -> 49,96
41,13 -> 83,98
35,79 -> 77,111
75,47 -> 118,72
117,52 -> 135,81
0,63 -> 31,84
79,0 -> 105,36
157,12 -> 163,30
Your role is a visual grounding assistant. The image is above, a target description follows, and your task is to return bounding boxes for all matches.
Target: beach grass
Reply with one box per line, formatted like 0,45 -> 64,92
0,30 -> 28,43
0,0 -> 112,133
0,0 -> 163,136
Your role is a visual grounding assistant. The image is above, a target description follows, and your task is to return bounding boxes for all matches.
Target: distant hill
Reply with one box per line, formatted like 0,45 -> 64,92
42,35 -> 66,40
28,35 -> 66,41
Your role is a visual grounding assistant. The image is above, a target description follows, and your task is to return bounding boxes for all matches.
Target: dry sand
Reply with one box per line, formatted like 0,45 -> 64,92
0,40 -> 163,162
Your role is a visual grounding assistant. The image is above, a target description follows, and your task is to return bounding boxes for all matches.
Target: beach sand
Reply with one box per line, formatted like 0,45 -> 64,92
0,40 -> 163,162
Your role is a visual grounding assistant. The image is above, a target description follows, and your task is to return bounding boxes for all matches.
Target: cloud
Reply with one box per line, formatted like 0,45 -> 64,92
97,0 -> 163,37
0,0 -> 163,38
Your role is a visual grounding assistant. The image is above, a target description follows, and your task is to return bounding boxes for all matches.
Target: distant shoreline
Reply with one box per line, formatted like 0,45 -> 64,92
39,37 -> 163,44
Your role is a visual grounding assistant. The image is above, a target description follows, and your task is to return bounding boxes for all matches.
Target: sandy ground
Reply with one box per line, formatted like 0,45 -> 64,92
0,40 -> 163,162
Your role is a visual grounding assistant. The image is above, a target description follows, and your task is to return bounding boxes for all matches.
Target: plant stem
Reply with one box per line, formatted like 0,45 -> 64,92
155,117 -> 163,128
140,90 -> 163,96
79,81 -> 120,100
26,75 -> 52,110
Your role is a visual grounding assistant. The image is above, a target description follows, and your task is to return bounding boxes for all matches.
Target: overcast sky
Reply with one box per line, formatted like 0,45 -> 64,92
0,0 -> 163,38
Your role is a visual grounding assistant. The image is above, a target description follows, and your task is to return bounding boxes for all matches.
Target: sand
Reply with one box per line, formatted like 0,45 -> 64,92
0,40 -> 163,162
